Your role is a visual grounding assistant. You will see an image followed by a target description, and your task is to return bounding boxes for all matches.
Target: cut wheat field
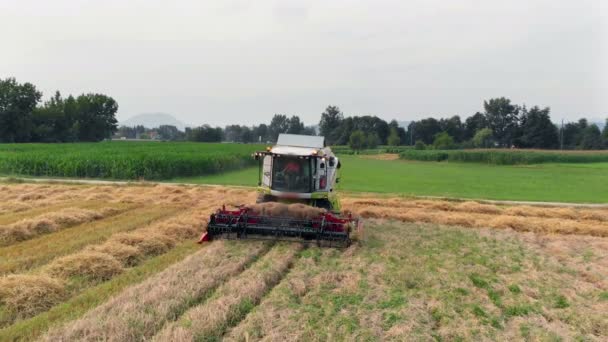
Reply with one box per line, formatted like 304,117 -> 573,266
0,182 -> 606,341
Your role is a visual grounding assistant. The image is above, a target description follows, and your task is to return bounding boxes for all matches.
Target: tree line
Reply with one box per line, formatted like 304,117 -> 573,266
400,98 -> 608,150
2,77 -> 606,149
113,100 -> 608,150
0,78 -> 118,142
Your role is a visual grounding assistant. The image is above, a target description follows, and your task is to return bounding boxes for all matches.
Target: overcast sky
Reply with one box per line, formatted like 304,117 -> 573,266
1,0 -> 607,126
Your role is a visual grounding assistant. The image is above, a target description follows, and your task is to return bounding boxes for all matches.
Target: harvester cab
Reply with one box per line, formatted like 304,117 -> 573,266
254,134 -> 341,210
200,134 -> 360,247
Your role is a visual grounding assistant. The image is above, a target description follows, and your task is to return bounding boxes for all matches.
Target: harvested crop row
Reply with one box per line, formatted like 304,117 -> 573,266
0,242 -> 200,342
354,206 -> 608,237
0,206 -> 178,275
154,243 -> 302,342
0,183 -> 256,215
0,274 -> 66,321
0,203 -> 212,323
0,200 -> 95,225
225,248 -> 347,341
42,241 -> 269,342
0,206 -> 129,246
42,202 -> 212,281
342,197 -> 608,222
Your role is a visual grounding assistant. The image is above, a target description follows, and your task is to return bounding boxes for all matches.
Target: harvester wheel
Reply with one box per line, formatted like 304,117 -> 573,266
315,199 -> 333,211
256,194 -> 275,203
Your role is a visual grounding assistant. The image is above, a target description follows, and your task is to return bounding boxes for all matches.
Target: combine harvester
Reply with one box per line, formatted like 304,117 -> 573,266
200,134 -> 360,247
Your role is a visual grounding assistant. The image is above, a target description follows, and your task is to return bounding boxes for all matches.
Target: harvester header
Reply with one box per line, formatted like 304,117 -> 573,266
199,133 -> 360,247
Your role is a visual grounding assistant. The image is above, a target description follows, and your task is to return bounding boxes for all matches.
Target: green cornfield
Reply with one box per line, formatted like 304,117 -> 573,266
0,142 -> 263,180
399,149 -> 608,165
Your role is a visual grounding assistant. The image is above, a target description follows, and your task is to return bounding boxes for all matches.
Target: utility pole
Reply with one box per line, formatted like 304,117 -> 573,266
410,122 -> 414,146
560,119 -> 564,150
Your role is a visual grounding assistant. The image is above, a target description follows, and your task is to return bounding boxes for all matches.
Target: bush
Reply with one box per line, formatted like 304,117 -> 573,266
472,128 -> 493,148
366,133 -> 380,149
432,132 -> 456,150
387,128 -> 400,146
348,131 -> 366,151
414,140 -> 426,150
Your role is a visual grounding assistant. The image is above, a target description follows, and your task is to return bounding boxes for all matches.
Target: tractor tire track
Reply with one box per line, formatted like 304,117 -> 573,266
41,241 -> 271,342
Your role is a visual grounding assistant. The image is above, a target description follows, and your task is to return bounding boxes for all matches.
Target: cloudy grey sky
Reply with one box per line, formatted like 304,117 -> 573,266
1,0 -> 607,126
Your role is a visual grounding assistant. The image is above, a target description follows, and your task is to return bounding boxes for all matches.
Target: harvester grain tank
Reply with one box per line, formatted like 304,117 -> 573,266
199,134 -> 360,247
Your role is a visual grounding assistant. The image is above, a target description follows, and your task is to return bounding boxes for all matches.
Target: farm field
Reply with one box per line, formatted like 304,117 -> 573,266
2,142 -> 607,203
0,142 -> 263,180
0,182 -> 607,341
400,149 -> 608,164
174,155 -> 608,203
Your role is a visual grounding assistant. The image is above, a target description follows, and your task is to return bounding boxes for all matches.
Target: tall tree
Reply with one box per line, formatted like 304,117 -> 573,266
318,106 -> 343,144
389,120 -> 407,145
74,94 -> 118,141
157,125 -> 182,141
186,125 -> 223,142
562,119 -> 588,149
440,115 -> 464,143
224,125 -> 244,142
269,114 -> 289,141
253,124 -> 269,142
464,112 -> 488,141
32,91 -> 71,142
287,116 -> 305,134
579,124 -> 603,150
409,118 -> 442,145
484,97 -> 519,147
516,106 -> 559,149
0,77 -> 42,142
350,116 -> 390,144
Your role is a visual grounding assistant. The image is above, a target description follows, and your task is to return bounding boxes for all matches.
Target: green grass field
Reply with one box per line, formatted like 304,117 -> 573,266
173,156 -> 608,203
400,149 -> 608,164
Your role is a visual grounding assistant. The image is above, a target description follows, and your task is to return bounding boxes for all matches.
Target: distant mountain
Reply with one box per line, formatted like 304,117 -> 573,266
397,121 -> 410,128
119,113 -> 188,130
592,120 -> 605,130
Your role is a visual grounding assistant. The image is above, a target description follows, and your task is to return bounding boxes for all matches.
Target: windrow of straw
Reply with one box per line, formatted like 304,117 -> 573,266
0,183 -> 258,214
0,275 -> 66,321
0,202 -> 32,215
353,206 -> 608,237
153,243 -> 302,342
0,206 -> 178,276
39,204 -> 210,284
247,202 -> 327,220
42,241 -> 269,342
0,207 -> 125,246
342,197 -> 608,223
0,204 -> 204,323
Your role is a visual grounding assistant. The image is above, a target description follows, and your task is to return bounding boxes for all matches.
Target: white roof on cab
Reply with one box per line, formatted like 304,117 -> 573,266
270,145 -> 318,156
276,134 -> 325,148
